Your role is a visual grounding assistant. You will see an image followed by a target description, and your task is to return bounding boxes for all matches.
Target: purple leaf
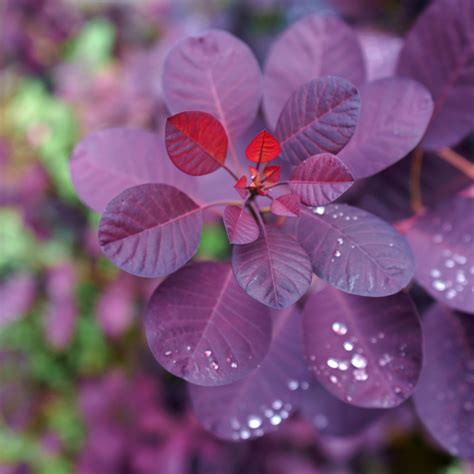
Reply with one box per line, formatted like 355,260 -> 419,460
296,204 -> 415,296
99,184 -> 202,278
289,154 -> 354,206
162,30 -> 262,139
302,286 -> 422,408
223,205 -> 259,245
145,262 -> 272,386
406,195 -> 474,314
96,274 -> 136,338
43,264 -> 78,350
270,193 -> 300,217
356,28 -> 403,81
397,0 -> 474,150
338,77 -> 434,179
299,380 -> 385,437
70,128 -> 196,213
263,15 -> 365,129
232,225 -> 312,309
276,77 -> 360,166
165,111 -> 228,176
414,304 -> 474,459
189,307 -> 306,441
0,273 -> 36,328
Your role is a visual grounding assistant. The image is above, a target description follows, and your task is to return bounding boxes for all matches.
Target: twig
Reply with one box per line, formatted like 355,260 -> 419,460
437,148 -> 474,179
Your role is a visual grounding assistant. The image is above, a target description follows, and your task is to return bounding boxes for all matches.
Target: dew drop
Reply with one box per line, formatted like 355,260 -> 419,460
379,353 -> 392,367
334,250 -> 342,257
300,381 -> 309,390
337,238 -> 344,244
353,369 -> 368,381
330,375 -> 338,384
230,418 -> 240,430
446,289 -> 457,299
270,414 -> 282,426
240,429 -> 250,440
230,362 -> 238,369
210,361 -> 219,370
351,354 -> 368,369
343,341 -> 354,351
164,350 -> 172,356
456,271 -> 467,284
445,259 -> 455,269
327,358 -> 339,369
248,415 -> 262,429
314,206 -> 325,215
264,409 -> 273,418
430,269 -> 441,278
272,400 -> 283,410
454,254 -> 467,265
432,280 -> 447,291
331,322 -> 348,335
186,346 -> 191,351
280,410 -> 289,419
288,380 -> 299,391
204,350 -> 212,357
338,360 -> 350,371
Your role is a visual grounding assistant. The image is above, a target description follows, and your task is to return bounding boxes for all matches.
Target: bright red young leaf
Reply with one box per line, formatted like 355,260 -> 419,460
234,176 -> 248,198
263,165 -> 281,185
289,154 -> 354,206
245,130 -> 281,164
271,194 -> 300,217
223,205 -> 259,245
165,111 -> 228,176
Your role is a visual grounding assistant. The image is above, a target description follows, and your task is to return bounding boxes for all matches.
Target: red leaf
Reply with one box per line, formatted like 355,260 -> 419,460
271,194 -> 300,217
234,176 -> 247,198
263,165 -> 281,185
165,111 -> 228,176
223,205 -> 259,244
245,130 -> 281,164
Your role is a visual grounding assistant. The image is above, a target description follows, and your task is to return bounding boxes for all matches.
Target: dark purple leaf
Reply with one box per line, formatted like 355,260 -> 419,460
162,30 -> 262,139
338,77 -> 433,179
270,193 -> 300,217
145,262 -> 272,386
299,380 -> 385,437
165,111 -> 228,176
70,128 -> 196,213
99,184 -> 202,278
414,304 -> 474,459
189,307 -> 306,440
397,0 -> 474,149
406,195 -> 474,314
296,204 -> 415,296
302,286 -> 422,408
223,205 -> 259,245
289,153 -> 354,206
232,225 -> 312,309
263,15 -> 365,129
276,77 -> 360,166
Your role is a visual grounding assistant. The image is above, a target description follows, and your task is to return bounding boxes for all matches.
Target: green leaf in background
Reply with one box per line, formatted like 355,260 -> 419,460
0,208 -> 36,273
8,80 -> 78,201
64,18 -> 116,71
196,223 -> 230,260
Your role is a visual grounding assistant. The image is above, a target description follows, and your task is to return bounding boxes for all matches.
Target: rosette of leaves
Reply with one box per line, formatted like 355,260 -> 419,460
70,2 -> 474,457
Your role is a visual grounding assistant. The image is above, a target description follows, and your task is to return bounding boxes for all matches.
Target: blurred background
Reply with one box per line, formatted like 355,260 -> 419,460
0,0 -> 472,473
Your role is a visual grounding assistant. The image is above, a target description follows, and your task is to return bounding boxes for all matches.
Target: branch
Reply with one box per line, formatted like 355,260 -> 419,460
437,148 -> 474,179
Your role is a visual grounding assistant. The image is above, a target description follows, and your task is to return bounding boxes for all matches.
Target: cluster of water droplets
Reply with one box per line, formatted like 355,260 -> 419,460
308,320 -> 408,404
228,398 -> 294,441
163,347 -> 240,375
426,218 -> 473,305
